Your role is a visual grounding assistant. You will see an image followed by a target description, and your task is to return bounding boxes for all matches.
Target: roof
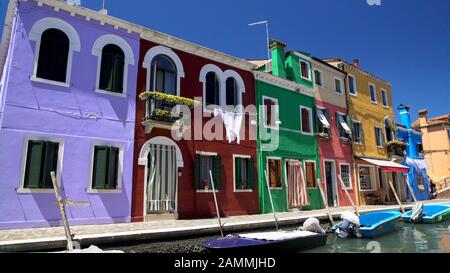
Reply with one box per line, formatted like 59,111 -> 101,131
26,0 -> 256,71
311,56 -> 346,75
247,59 -> 271,69
323,57 -> 390,86
413,114 -> 450,128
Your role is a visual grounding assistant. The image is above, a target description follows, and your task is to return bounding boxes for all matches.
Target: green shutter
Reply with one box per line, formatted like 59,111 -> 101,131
194,154 -> 201,190
41,141 -> 59,189
213,155 -> 221,190
248,157 -> 255,190
235,157 -> 242,190
107,147 -> 119,189
24,141 -> 45,189
93,146 -> 108,189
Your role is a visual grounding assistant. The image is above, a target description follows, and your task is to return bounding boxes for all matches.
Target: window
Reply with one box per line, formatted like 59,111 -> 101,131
337,113 -> 352,139
352,121 -> 364,144
375,127 -> 385,147
359,166 -> 374,191
381,89 -> 388,107
150,54 -> 177,95
301,106 -> 313,134
314,69 -> 323,86
195,154 -> 221,191
226,78 -> 238,107
417,143 -> 424,155
317,108 -> 331,136
334,78 -> 343,94
205,72 -> 220,108
23,140 -> 59,189
267,158 -> 282,188
99,44 -> 125,94
305,161 -> 316,188
369,84 -> 377,103
263,97 -> 279,128
384,118 -> 393,142
92,146 -> 119,190
36,29 -> 69,83
340,164 -> 351,189
348,75 -> 356,95
234,156 -> 254,191
300,60 -> 311,80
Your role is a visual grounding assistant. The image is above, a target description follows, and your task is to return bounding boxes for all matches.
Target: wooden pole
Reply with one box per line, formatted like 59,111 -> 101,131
338,175 -> 360,216
209,170 -> 224,237
264,170 -> 279,231
389,180 -> 405,213
404,176 -> 417,202
51,171 -> 74,251
316,178 -> 335,226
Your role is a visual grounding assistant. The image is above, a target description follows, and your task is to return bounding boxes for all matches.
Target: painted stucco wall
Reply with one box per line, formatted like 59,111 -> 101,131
311,60 -> 347,109
0,1 -> 140,229
255,79 -> 320,213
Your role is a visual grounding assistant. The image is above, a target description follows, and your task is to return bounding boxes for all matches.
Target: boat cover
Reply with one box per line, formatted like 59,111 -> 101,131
360,157 -> 409,173
238,230 -> 317,241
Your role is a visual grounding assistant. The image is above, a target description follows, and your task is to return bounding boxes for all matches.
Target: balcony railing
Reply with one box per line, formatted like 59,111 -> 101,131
139,91 -> 199,133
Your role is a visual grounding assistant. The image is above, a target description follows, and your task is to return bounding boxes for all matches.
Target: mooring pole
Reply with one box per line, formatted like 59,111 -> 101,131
51,171 -> 74,251
338,175 -> 360,216
316,178 -> 336,226
264,170 -> 279,231
209,170 -> 224,237
404,176 -> 418,203
389,180 -> 406,213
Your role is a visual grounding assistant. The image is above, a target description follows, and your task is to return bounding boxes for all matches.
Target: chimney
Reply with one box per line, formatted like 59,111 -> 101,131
353,58 -> 360,67
418,109 -> 428,127
398,104 -> 412,129
269,39 -> 287,79
65,0 -> 81,6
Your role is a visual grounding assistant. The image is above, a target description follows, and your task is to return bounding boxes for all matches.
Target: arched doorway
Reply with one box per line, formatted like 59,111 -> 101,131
139,137 -> 183,218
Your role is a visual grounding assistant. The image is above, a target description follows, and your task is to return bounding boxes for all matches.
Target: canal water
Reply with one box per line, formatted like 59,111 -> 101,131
107,222 -> 450,253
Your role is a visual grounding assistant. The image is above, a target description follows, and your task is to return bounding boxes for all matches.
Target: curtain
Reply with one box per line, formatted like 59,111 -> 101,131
287,160 -> 309,208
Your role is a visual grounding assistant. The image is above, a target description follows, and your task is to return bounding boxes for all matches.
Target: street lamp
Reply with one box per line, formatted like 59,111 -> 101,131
248,20 -> 270,60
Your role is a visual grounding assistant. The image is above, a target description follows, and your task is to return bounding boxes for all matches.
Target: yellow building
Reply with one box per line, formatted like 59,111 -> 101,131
413,110 -> 450,191
325,58 -> 409,205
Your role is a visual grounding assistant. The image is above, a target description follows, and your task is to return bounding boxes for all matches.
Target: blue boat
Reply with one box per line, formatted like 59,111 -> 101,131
402,204 -> 450,224
358,210 -> 403,239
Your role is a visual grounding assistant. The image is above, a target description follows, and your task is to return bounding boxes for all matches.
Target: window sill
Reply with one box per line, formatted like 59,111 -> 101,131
335,91 -> 344,96
301,131 -> 314,136
31,76 -> 70,88
382,105 -> 389,109
360,189 -> 377,192
349,92 -> 357,97
95,89 -> 127,98
196,190 -> 219,193
315,84 -> 324,89
301,76 -> 311,81
234,189 -> 253,193
371,101 -> 378,105
353,142 -> 364,145
17,188 -> 54,194
87,189 -> 122,194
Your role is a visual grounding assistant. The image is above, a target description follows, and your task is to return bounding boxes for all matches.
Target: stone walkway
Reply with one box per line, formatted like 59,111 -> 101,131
0,199 -> 448,252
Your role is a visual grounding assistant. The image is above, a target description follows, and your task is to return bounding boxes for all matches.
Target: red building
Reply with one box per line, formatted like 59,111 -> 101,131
311,57 -> 357,207
131,34 -> 259,221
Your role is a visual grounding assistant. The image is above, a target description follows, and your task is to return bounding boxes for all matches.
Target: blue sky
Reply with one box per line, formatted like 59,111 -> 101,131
1,0 -> 449,121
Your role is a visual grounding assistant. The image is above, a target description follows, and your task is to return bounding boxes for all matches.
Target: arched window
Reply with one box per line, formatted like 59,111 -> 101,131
205,72 -> 220,107
226,78 -> 238,107
99,44 -> 125,93
385,118 -> 393,142
150,54 -> 177,95
36,29 -> 69,83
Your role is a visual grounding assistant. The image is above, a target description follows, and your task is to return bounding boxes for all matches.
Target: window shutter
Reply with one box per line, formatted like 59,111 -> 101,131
248,157 -> 255,190
93,146 -> 108,189
42,141 -> 59,189
107,147 -> 119,189
235,157 -> 242,190
213,155 -> 221,190
24,141 -> 45,189
194,154 -> 201,190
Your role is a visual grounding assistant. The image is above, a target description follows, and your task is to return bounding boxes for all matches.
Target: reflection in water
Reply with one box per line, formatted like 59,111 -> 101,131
306,223 -> 450,253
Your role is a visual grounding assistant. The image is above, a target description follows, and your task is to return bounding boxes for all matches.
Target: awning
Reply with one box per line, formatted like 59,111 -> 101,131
317,109 -> 330,128
360,157 -> 410,173
338,115 -> 352,134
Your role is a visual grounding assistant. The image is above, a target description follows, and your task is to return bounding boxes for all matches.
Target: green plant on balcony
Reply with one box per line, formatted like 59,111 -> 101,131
139,91 -> 199,108
385,140 -> 408,157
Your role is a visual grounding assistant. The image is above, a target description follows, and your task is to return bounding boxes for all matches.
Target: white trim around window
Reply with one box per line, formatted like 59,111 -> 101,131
87,142 -> 124,194
17,136 -> 65,194
92,34 -> 135,98
304,160 -> 317,189
29,17 -> 81,88
313,68 -> 324,87
347,74 -> 357,96
381,88 -> 389,108
300,106 -> 314,136
352,119 -> 363,145
266,157 -> 283,189
195,151 -> 219,193
339,163 -> 353,190
233,154 -> 253,193
369,83 -> 377,104
357,164 -> 377,192
374,126 -> 385,148
262,95 -> 280,129
334,76 -> 344,95
299,60 -> 312,81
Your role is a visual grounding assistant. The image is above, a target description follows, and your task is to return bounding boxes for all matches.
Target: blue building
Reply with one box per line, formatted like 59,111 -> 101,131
397,104 -> 430,201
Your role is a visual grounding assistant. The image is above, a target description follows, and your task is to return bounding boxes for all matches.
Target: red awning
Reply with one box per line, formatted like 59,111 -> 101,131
360,157 -> 410,173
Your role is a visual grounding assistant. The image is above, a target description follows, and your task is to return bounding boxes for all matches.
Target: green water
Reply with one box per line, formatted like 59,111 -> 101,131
306,222 -> 450,253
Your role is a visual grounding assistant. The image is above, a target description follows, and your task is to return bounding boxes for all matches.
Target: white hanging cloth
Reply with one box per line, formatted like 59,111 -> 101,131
214,108 -> 243,144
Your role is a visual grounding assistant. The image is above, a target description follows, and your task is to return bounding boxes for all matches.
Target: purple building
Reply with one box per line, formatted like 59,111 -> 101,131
0,0 -> 139,229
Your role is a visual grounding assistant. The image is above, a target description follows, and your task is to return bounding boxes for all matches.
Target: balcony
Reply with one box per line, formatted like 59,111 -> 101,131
386,140 -> 408,160
139,91 -> 199,134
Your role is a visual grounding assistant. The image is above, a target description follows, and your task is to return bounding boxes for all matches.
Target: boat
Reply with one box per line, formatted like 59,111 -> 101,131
202,230 -> 328,253
402,203 -> 450,224
334,210 -> 402,239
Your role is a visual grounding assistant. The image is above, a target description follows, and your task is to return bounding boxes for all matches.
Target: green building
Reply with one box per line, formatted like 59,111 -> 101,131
251,40 -> 322,213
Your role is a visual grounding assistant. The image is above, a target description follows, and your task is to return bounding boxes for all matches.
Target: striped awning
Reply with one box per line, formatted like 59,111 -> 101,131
360,157 -> 410,173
